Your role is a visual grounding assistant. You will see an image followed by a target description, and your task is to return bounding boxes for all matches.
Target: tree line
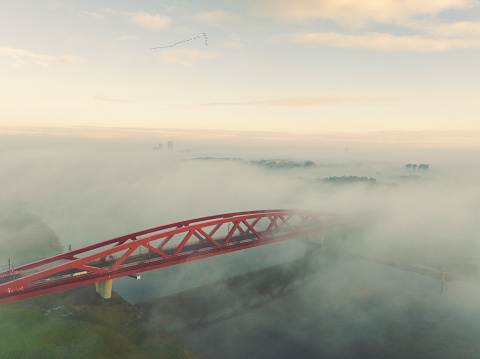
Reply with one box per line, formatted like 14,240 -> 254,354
405,163 -> 429,170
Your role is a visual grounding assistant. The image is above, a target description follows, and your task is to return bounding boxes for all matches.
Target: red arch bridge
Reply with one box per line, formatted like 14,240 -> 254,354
0,209 -> 355,304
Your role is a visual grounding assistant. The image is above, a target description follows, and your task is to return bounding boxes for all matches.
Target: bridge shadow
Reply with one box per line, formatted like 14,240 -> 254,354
137,244 -> 336,333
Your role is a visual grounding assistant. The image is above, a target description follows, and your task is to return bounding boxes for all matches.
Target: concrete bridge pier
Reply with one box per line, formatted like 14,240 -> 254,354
95,279 -> 113,299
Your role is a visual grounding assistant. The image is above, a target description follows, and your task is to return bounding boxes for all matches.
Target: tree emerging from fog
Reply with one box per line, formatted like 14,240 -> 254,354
0,203 -> 63,268
321,176 -> 377,184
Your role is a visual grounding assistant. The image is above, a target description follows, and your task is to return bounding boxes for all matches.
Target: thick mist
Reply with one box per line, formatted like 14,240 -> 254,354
2,141 -> 480,280
2,138 -> 480,357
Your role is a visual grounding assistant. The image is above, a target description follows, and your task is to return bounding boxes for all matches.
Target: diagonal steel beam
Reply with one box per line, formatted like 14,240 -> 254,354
261,216 -> 279,240
279,215 -> 297,233
242,220 -> 261,239
142,243 -> 170,259
197,228 -> 221,248
222,221 -> 240,247
110,244 -> 140,271
173,231 -> 194,257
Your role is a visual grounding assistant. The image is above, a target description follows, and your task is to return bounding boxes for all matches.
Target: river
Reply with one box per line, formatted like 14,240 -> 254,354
133,251 -> 480,359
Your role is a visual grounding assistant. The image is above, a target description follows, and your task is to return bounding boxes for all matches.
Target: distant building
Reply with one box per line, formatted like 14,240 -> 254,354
153,143 -> 163,150
167,141 -> 173,150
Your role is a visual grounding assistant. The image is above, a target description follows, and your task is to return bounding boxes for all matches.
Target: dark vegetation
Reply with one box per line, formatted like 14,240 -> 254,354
192,157 -> 315,169
320,176 -> 377,184
191,157 -> 363,169
191,157 -> 242,162
248,159 -> 315,169
405,163 -> 429,170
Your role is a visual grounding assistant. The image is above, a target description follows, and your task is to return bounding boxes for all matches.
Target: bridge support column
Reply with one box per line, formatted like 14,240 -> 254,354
95,279 -> 113,299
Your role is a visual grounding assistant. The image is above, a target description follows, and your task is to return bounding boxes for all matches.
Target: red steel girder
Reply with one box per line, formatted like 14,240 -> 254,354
0,209 -> 343,304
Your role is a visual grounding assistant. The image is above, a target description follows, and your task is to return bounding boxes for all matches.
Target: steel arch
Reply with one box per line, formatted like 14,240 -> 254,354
0,209 -> 347,304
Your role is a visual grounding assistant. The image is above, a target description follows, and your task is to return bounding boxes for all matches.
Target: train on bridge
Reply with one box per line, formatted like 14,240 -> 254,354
0,209 -> 352,304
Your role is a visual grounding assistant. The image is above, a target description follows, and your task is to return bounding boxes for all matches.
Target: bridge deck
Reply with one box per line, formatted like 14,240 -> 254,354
0,209 -> 346,304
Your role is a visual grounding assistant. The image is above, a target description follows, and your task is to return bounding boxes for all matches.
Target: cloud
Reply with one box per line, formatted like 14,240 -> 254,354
223,40 -> 247,48
157,49 -> 221,66
129,11 -> 171,30
252,0 -> 476,28
252,1 -> 480,52
196,96 -> 395,107
81,10 -> 104,20
94,95 -> 131,103
0,47 -> 80,67
117,35 -> 138,41
426,21 -> 480,37
194,10 -> 243,29
281,32 -> 480,52
56,55 -> 80,65
103,8 -> 172,30
48,1 -> 62,11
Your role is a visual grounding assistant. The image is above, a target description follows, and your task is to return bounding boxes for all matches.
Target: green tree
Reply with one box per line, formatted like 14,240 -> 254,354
0,202 -> 63,267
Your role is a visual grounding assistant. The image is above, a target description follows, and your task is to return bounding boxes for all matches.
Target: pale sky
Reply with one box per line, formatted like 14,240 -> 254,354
1,0 -> 480,146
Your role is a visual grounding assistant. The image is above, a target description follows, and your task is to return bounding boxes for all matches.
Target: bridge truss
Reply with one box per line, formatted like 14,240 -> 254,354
0,209 -> 346,304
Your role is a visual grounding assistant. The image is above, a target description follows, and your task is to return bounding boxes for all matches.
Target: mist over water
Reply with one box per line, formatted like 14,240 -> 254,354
174,260 -> 480,359
2,138 -> 480,357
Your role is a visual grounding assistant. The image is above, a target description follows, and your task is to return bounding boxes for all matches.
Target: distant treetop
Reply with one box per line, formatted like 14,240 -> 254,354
405,163 -> 429,170
321,176 -> 376,184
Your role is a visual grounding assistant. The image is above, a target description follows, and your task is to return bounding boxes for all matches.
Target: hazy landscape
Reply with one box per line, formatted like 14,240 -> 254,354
1,140 -> 480,358
2,0 -> 480,357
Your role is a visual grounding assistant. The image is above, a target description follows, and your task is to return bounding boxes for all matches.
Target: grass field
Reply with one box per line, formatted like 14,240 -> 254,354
0,285 -> 198,359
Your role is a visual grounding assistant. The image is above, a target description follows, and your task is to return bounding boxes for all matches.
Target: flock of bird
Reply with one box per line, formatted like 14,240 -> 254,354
151,32 -> 208,50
